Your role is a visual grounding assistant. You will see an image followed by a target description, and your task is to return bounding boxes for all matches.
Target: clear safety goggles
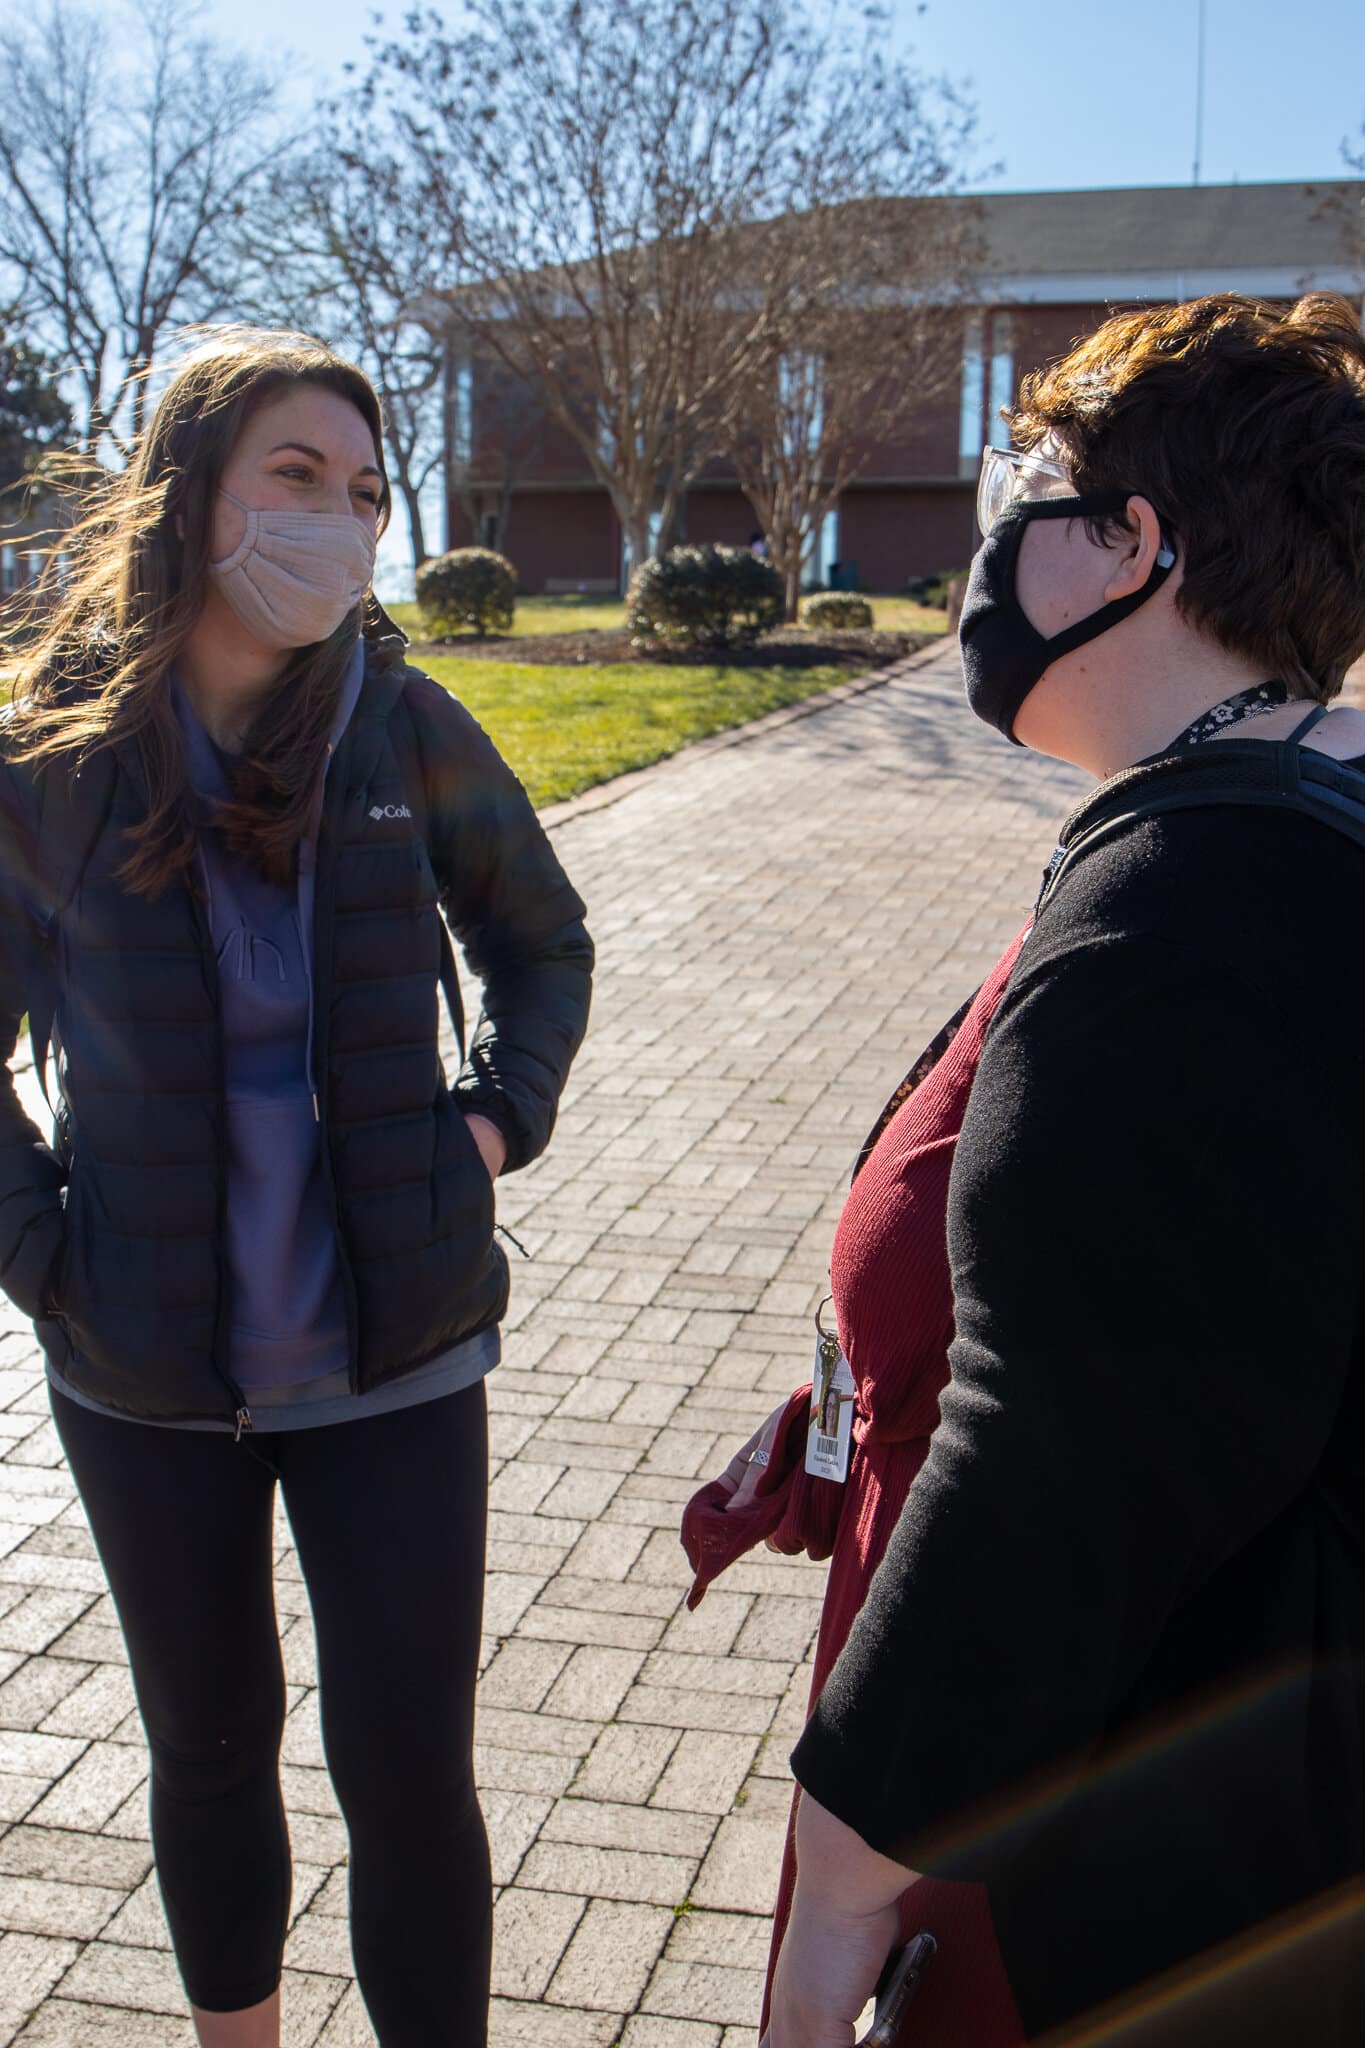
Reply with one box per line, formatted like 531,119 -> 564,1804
976,444 -> 1077,536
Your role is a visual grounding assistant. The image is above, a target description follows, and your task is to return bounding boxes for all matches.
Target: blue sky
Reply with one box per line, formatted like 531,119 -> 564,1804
204,0 -> 1365,195
900,0 -> 1364,192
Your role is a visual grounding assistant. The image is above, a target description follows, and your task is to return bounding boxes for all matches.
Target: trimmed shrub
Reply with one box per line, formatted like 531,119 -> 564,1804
627,544 -> 783,653
416,548 -> 517,636
801,591 -> 874,631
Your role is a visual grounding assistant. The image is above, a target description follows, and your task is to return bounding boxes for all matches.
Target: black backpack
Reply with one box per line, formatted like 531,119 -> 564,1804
852,703 -> 1365,1179
1034,701 -> 1365,916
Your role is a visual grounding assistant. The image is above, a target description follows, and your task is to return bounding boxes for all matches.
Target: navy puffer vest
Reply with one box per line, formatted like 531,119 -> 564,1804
0,635 -> 593,1423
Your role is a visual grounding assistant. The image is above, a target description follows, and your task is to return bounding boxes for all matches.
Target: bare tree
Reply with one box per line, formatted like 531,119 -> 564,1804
233,135 -> 452,570
364,0 -> 981,588
0,0 -> 289,459
240,132 -> 549,578
731,201 -> 979,618
1310,139 -> 1365,283
446,349 -> 545,559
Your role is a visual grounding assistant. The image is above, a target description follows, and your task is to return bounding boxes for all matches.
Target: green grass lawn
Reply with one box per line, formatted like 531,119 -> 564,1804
388,594 -> 625,639
421,656 -> 855,807
387,592 -> 949,641
860,597 -> 951,635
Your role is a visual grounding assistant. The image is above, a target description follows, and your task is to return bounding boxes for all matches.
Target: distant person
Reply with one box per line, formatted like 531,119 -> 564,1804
689,292 -> 1365,2047
0,326 -> 593,2048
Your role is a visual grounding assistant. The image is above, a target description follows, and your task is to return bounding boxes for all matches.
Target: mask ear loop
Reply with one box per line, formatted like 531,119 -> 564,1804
1009,495 -> 1179,661
1043,547 -> 1177,659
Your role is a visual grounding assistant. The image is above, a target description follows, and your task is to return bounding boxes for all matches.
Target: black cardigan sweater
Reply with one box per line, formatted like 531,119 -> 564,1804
793,752 -> 1365,2044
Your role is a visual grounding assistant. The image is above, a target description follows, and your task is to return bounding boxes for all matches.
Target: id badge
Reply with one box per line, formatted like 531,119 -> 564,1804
805,1306 -> 855,1483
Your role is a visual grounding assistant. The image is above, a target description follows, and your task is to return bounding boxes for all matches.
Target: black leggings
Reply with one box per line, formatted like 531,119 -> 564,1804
51,1379 -> 491,2044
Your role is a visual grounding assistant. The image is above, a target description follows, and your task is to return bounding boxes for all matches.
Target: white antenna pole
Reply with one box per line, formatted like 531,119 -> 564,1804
1193,0 -> 1207,185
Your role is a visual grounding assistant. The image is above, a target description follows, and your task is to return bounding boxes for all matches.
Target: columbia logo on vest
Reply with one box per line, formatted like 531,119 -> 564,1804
368,803 -> 413,821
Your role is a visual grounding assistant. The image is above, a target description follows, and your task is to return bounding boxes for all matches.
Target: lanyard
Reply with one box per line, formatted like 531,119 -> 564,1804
1169,678 -> 1291,747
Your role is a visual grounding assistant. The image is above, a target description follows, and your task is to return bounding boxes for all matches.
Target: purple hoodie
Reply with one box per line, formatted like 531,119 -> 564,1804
175,649 -> 364,1390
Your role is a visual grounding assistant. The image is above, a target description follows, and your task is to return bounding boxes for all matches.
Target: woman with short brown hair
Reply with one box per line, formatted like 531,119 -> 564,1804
704,292 -> 1365,2047
0,328 -> 593,2046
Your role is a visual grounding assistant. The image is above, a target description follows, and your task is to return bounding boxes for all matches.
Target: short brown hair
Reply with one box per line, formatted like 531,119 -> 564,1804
1009,293 -> 1365,699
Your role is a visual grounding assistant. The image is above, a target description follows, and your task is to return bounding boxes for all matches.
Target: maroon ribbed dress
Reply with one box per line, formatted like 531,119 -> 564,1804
685,925 -> 1032,2041
779,925 -> 1033,2043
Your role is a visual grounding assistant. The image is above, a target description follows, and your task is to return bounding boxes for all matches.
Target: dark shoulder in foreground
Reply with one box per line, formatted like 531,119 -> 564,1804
1020,757 -> 1365,1056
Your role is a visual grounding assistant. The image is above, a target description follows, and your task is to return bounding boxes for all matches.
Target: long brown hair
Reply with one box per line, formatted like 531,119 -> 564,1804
4,327 -> 392,895
1009,293 -> 1365,701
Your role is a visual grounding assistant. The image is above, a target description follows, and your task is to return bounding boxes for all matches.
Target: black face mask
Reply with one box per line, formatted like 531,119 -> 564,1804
958,493 -> 1177,741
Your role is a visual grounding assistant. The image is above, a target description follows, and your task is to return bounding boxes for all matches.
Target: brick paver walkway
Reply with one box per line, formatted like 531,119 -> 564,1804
0,640 -> 1086,2045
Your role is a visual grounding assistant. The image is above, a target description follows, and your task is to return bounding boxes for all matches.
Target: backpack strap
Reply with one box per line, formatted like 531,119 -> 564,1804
392,675 -> 466,1066
1036,739 -> 1365,921
346,639 -> 468,1067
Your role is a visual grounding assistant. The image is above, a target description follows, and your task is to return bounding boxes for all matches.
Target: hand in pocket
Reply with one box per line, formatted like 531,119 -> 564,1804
462,1112 -> 507,1181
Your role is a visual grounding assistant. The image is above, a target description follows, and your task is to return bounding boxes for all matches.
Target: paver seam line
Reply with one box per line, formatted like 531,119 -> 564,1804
566,1717 -> 682,1812
495,1883 -> 591,2006
538,640 -> 948,833
14,1917 -> 122,2040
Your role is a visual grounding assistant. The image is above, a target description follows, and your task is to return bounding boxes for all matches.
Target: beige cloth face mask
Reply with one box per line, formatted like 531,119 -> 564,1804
208,490 -> 378,649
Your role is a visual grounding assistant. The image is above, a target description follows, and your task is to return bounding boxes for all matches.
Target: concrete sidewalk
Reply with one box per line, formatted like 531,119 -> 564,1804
0,640 -> 1085,2045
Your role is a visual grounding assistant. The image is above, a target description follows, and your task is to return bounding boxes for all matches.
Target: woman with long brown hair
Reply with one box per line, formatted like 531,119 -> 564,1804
0,328 -> 593,2046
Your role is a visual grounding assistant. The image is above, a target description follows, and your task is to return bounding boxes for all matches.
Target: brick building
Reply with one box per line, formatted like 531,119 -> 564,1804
436,180 -> 1365,596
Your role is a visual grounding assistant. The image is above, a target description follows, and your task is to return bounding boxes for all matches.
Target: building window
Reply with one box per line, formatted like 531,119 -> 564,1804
823,509 -> 840,584
779,352 -> 824,457
0,545 -> 15,595
450,357 -> 473,467
806,506 -> 839,585
988,314 -> 1015,443
958,312 -> 985,478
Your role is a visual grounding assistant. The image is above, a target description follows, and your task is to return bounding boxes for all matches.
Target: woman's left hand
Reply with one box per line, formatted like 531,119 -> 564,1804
464,1112 -> 507,1180
761,1795 -> 911,2048
713,1400 -> 788,1519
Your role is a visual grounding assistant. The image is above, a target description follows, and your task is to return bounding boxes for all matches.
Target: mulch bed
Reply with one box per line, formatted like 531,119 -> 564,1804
408,626 -> 937,671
